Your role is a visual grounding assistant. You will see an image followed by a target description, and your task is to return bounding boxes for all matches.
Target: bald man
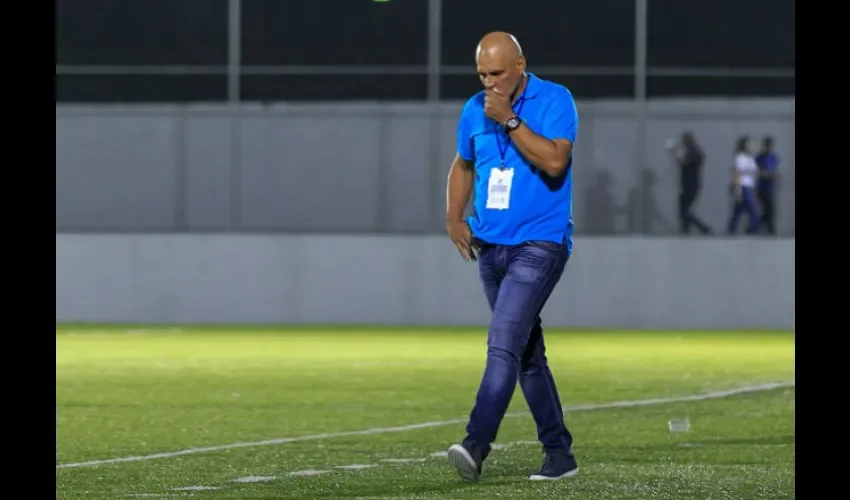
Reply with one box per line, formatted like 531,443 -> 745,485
445,32 -> 579,482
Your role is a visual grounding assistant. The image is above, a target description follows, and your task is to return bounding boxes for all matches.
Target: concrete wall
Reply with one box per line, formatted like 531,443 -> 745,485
56,235 -> 795,330
56,98 -> 795,235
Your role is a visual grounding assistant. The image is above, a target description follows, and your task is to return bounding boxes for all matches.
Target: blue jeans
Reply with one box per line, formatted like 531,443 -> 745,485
728,186 -> 760,234
464,240 -> 573,458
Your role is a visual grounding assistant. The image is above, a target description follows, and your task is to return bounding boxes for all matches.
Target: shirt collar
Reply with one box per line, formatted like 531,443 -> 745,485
522,73 -> 542,99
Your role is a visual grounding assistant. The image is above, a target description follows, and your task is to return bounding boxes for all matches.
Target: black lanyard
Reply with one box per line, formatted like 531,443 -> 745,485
495,95 -> 528,168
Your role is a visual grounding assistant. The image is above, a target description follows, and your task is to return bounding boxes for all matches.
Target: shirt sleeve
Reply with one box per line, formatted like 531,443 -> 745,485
541,88 -> 579,143
734,154 -> 749,173
456,100 -> 475,161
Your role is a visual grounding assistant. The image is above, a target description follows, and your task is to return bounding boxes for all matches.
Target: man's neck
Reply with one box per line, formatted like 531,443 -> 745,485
511,74 -> 528,103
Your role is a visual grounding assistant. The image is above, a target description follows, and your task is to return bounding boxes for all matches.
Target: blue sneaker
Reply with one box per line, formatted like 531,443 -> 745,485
447,443 -> 484,482
528,451 -> 579,480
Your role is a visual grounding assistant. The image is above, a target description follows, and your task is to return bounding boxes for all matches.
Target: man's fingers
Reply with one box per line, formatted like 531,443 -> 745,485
453,239 -> 469,261
449,223 -> 475,261
461,231 -> 477,261
453,238 -> 473,261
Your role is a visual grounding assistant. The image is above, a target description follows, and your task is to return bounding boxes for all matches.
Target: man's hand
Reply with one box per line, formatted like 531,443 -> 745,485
446,219 -> 476,261
733,186 -> 742,203
484,89 -> 514,125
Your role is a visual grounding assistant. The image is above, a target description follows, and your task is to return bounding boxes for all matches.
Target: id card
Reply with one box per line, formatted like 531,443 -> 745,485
485,167 -> 514,210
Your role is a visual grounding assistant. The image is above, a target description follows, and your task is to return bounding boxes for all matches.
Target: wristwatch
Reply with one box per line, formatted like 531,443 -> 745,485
504,116 -> 522,133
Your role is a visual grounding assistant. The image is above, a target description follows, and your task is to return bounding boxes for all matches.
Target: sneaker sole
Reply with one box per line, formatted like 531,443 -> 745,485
447,444 -> 480,482
528,467 -> 579,481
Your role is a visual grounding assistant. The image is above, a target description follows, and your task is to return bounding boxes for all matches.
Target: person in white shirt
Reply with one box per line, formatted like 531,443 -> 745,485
727,136 -> 760,235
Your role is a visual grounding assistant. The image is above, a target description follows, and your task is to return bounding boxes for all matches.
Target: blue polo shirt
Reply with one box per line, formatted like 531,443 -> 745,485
457,73 -> 578,249
755,151 -> 779,192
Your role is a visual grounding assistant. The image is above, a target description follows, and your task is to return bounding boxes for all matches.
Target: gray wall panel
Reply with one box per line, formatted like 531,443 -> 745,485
56,99 -> 795,235
239,115 -> 382,231
57,235 -> 795,330
183,115 -> 233,229
56,115 -> 179,230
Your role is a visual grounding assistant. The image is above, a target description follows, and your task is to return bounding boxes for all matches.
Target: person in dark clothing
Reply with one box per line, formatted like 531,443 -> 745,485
755,136 -> 779,236
666,131 -> 712,235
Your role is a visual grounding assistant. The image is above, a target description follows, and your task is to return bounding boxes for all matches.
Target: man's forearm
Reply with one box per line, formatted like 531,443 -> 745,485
446,156 -> 474,221
509,124 -> 571,177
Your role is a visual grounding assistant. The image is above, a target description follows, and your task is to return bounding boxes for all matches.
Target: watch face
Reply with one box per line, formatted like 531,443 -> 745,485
507,118 -> 519,128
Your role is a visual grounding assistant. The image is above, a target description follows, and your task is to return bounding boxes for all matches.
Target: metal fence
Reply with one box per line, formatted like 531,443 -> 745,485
56,0 -> 795,102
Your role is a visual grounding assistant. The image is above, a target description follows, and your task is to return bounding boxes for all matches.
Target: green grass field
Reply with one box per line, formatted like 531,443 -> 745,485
56,327 -> 795,500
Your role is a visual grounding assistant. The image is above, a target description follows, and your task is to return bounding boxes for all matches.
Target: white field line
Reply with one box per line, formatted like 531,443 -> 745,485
57,381 -> 794,470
